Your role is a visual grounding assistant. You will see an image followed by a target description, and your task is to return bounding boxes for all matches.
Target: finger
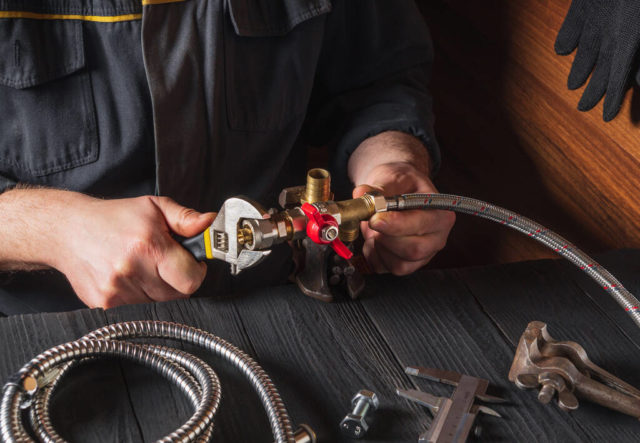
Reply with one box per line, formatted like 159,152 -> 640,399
362,237 -> 389,274
576,45 -> 613,113
138,259 -> 193,302
374,241 -> 436,276
152,196 -> 216,237
567,24 -> 602,90
374,232 -> 448,263
603,41 -> 640,121
96,277 -> 152,309
555,0 -> 587,55
157,241 -> 208,295
368,209 -> 455,238
353,184 -> 385,199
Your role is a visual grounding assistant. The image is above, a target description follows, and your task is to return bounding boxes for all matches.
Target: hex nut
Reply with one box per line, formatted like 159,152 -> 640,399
340,414 -> 369,439
352,390 -> 379,409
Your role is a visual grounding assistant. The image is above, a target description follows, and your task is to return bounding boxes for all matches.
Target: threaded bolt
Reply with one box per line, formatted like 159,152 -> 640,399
340,390 -> 379,439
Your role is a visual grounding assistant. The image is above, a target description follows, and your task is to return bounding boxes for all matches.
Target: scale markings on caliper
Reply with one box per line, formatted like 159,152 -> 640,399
397,367 -> 506,443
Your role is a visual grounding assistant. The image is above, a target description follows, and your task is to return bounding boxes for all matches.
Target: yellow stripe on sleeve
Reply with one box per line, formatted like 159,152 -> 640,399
0,11 -> 142,22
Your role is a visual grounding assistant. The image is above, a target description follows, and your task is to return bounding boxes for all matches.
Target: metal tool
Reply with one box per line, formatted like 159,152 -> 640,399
280,169 -> 377,301
182,196 -> 275,275
397,366 -> 506,443
180,168 -> 640,331
287,424 -> 317,443
509,321 -> 640,418
340,389 -> 379,439
1,321 -> 315,443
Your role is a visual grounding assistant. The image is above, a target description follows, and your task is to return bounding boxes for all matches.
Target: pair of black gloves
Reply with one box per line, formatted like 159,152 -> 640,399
556,0 -> 640,121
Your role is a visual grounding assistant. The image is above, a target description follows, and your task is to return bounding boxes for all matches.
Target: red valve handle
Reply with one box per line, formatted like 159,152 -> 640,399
300,203 -> 353,259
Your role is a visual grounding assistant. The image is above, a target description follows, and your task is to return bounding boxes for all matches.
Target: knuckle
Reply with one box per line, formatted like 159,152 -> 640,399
390,261 -> 415,276
443,210 -> 456,228
435,235 -> 448,252
137,195 -> 159,212
129,233 -> 166,262
181,278 -> 201,295
178,207 -> 197,225
405,242 -> 428,261
112,258 -> 135,280
151,195 -> 170,206
98,283 -> 122,308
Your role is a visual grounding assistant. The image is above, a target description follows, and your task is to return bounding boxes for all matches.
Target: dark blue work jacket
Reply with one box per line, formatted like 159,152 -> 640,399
0,0 -> 438,314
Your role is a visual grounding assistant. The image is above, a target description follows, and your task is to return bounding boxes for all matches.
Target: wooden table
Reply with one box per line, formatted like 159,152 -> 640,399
1,250 -> 639,442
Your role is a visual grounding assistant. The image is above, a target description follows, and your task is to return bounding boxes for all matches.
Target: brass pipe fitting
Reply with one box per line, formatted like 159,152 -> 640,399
335,196 -> 377,225
304,168 -> 331,204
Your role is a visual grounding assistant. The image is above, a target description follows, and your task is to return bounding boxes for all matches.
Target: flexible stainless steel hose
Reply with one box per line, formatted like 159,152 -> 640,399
0,321 -> 296,443
386,193 -> 640,328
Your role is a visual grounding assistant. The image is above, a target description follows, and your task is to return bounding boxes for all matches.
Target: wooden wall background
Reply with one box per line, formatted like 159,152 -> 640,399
419,0 -> 640,268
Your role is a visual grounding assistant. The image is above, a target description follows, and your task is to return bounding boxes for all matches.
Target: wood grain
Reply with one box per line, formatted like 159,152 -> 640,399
359,271 -> 588,442
1,251 -> 639,442
450,253 -> 640,441
421,0 -> 640,268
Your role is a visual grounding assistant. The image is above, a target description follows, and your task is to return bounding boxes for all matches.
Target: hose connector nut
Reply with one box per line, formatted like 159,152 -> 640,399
364,192 -> 388,213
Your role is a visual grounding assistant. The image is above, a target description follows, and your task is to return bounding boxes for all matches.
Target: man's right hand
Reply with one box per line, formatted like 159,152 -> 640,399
0,189 -> 214,308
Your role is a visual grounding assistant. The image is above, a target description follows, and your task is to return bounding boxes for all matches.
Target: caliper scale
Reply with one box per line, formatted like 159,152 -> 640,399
397,366 -> 506,443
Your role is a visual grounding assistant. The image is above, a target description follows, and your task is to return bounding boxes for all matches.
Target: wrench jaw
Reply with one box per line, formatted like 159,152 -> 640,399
231,249 -> 272,275
208,197 -> 272,275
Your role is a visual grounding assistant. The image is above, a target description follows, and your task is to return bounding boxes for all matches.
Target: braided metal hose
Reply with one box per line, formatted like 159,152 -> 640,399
386,193 -> 640,328
0,321 -> 296,443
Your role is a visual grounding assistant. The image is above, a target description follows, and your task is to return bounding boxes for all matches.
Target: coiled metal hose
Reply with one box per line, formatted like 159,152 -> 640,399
387,193 -> 640,328
0,321 -> 296,443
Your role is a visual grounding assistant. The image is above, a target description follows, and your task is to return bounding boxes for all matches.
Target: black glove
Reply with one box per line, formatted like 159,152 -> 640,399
555,0 -> 640,121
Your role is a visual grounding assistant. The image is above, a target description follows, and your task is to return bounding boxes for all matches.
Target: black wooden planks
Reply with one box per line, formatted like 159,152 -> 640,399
359,270 -> 588,443
451,253 -> 640,442
1,250 -> 639,442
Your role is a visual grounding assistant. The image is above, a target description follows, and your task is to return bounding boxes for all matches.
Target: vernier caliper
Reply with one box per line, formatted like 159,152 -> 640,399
397,366 -> 506,443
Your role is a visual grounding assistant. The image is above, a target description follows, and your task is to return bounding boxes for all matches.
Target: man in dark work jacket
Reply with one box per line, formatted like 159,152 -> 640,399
0,0 -> 455,314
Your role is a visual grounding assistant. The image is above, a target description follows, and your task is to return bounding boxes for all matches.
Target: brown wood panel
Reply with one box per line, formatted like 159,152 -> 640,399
422,0 -> 640,268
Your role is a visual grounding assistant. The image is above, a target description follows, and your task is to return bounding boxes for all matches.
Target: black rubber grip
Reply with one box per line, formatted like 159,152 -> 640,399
181,233 -> 207,261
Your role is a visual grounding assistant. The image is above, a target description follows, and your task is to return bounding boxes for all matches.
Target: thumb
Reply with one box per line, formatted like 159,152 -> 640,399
353,184 -> 385,199
152,196 -> 216,237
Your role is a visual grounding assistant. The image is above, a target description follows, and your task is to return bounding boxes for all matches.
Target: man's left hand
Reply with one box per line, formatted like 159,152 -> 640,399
352,162 -> 455,275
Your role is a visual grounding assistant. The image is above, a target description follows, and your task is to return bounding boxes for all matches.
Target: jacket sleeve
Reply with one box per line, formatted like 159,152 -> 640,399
304,0 -> 439,197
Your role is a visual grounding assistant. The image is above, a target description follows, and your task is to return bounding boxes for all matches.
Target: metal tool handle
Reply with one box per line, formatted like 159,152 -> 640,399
577,377 -> 640,418
181,228 -> 212,261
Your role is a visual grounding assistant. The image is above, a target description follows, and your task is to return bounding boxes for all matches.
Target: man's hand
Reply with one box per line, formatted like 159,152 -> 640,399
55,195 -> 215,308
0,189 -> 214,308
348,131 -> 455,275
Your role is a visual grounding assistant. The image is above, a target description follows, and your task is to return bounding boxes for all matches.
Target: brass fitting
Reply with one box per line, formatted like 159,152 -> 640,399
307,193 -> 382,242
304,168 -> 331,204
336,196 -> 377,242
335,196 -> 377,225
237,227 -> 253,246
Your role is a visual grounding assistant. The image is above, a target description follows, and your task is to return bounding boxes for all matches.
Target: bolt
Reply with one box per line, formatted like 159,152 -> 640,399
321,225 -> 339,242
538,383 -> 556,404
537,372 -> 564,405
340,390 -> 379,439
